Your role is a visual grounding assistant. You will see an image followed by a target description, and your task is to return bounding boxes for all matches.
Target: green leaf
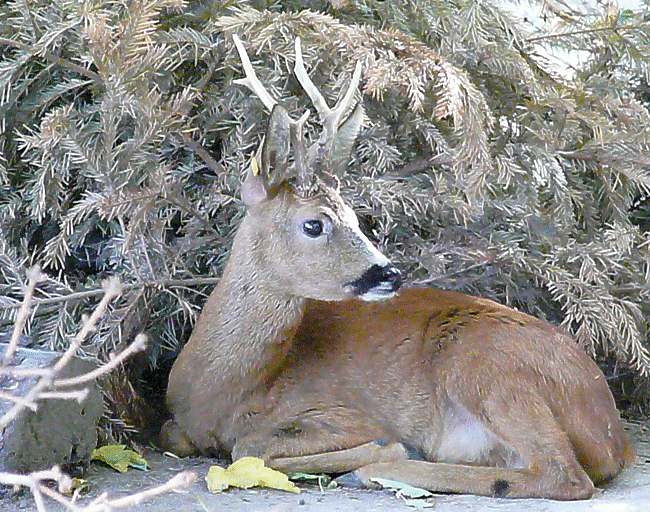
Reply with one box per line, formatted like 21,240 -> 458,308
205,457 -> 300,494
369,478 -> 434,508
288,472 -> 332,485
289,472 -> 334,490
91,445 -> 149,473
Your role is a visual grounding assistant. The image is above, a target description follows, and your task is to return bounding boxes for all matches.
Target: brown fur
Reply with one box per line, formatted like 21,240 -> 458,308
164,36 -> 633,500
164,188 -> 634,500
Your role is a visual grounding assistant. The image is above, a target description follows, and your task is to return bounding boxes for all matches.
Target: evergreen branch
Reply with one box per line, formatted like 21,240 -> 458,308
19,0 -> 40,40
525,23 -> 646,44
180,132 -> 225,175
0,37 -> 103,83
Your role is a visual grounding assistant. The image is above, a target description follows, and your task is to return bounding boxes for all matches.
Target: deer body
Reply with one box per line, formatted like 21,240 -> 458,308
163,36 -> 634,500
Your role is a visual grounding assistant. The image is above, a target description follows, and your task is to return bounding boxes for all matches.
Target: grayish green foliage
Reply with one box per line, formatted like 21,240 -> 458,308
1,0 -> 650,435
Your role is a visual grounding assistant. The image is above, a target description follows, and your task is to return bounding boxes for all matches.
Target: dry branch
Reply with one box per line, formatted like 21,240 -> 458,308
0,268 -> 194,511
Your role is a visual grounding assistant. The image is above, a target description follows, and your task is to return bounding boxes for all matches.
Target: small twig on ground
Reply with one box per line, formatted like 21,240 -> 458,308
1,467 -> 197,512
0,466 -> 69,512
82,471 -> 197,511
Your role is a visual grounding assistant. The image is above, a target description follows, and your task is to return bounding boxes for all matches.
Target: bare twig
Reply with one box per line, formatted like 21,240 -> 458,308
2,265 -> 45,366
0,390 -> 38,410
611,284 -> 650,295
0,279 -> 122,430
0,277 -> 220,312
412,261 -> 492,286
38,389 -> 89,402
387,153 -> 453,178
179,133 -> 225,175
0,276 -> 196,511
54,334 -> 147,388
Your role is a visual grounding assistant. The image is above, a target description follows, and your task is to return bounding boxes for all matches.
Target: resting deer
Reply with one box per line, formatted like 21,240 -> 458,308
161,35 -> 634,500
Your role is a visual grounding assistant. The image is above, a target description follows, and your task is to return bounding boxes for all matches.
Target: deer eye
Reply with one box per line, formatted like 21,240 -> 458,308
302,219 -> 323,237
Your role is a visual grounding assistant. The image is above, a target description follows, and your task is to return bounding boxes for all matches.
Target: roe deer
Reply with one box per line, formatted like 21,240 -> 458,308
161,35 -> 635,500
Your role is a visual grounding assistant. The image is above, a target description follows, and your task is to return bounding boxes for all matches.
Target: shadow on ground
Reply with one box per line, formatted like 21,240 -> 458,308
4,421 -> 650,511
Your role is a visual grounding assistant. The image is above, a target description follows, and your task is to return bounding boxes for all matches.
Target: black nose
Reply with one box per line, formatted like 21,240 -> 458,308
345,264 -> 403,296
380,265 -> 402,290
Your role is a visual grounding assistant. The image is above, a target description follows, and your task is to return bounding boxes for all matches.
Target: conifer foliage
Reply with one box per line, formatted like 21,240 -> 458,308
1,0 -> 650,432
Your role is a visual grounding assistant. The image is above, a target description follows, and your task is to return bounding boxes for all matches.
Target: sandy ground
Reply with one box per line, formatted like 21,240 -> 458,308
3,420 -> 650,511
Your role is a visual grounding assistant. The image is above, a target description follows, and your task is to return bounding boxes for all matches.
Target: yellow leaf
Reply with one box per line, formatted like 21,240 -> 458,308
205,457 -> 300,494
251,155 -> 260,176
91,445 -> 149,473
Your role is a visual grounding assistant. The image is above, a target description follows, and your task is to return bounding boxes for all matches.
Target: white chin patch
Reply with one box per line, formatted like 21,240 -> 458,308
359,290 -> 396,302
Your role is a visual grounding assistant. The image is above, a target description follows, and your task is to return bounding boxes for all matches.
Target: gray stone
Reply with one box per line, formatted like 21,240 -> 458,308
0,343 -> 103,473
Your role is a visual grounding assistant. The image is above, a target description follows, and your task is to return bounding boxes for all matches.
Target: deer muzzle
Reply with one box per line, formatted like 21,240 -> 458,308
345,264 -> 402,301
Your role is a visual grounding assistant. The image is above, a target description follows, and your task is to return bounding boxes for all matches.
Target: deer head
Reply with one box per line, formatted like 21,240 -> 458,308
231,35 -> 401,302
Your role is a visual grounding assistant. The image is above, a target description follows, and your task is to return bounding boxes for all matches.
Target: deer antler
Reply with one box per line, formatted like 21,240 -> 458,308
293,38 -> 362,135
293,38 -> 363,174
233,34 -> 312,188
232,34 -> 363,185
232,34 -> 278,112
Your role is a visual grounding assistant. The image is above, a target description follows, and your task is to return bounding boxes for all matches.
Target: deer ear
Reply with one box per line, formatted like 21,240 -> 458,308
241,154 -> 268,207
242,105 -> 293,207
329,101 -> 364,174
262,104 -> 292,179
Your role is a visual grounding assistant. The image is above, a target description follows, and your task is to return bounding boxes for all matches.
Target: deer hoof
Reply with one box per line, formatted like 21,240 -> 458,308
159,419 -> 198,457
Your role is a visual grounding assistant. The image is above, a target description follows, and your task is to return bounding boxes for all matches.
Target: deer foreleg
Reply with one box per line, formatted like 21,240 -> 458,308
268,440 -> 411,474
337,459 -> 594,500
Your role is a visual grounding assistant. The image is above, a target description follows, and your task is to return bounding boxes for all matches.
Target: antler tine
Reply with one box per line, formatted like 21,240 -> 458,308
294,37 -> 362,129
232,34 -> 278,112
331,61 -> 362,124
293,38 -> 331,118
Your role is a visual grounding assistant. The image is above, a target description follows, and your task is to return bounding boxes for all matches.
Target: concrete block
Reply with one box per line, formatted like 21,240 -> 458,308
0,343 -> 103,473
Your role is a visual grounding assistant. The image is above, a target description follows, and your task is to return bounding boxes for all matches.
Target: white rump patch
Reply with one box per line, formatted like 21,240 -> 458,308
435,401 -> 522,467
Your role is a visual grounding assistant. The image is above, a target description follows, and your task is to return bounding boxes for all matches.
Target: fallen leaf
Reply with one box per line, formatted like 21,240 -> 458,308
289,472 -> 332,485
369,477 -> 432,498
289,472 -> 333,491
205,457 -> 300,494
369,478 -> 434,508
91,445 -> 149,473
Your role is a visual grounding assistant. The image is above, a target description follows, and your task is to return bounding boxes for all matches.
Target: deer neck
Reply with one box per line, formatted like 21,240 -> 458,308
193,220 -> 305,392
